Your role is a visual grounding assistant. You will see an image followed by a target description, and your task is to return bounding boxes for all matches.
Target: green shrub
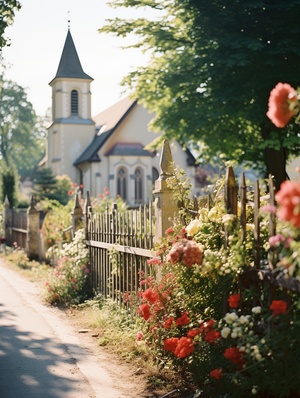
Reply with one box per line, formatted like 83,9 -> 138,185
44,229 -> 92,305
38,198 -> 74,248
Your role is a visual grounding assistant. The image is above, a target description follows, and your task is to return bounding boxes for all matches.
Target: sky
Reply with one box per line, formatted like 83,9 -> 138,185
2,0 -> 148,117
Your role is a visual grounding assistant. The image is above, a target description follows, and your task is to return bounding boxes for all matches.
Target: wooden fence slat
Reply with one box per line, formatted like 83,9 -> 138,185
253,180 -> 260,269
240,172 -> 247,242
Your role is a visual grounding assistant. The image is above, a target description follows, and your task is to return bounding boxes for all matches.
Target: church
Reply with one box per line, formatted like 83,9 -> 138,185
43,29 -> 198,207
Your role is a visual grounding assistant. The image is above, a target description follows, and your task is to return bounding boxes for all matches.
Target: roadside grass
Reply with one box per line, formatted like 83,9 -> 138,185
0,246 -> 184,397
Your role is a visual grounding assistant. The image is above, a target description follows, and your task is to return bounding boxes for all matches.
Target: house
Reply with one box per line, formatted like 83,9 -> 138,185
43,29 -> 198,207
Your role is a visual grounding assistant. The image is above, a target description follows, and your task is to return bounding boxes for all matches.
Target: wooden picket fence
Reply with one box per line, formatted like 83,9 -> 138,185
84,160 -> 300,305
85,201 -> 155,303
224,167 -> 300,302
4,208 -> 28,249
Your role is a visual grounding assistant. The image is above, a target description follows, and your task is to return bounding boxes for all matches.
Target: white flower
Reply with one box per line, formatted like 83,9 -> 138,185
198,208 -> 209,222
246,223 -> 254,231
232,327 -> 242,337
224,312 -> 238,324
252,386 -> 258,395
208,207 -> 223,222
252,306 -> 261,314
221,327 -> 231,338
222,213 -> 236,226
255,353 -> 262,362
239,315 -> 249,325
185,219 -> 201,236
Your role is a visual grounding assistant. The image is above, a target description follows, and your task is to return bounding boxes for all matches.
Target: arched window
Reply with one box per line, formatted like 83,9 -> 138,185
71,90 -> 78,115
134,167 -> 143,204
117,167 -> 127,200
152,167 -> 159,184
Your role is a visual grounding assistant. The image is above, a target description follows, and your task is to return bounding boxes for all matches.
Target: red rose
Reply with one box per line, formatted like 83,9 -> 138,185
270,300 -> 287,316
276,180 -> 300,227
165,227 -> 174,235
210,368 -> 223,380
163,317 -> 175,329
174,337 -> 195,358
166,239 -> 202,267
200,319 -> 215,333
142,288 -> 159,304
138,303 -> 151,321
204,330 -> 221,344
224,347 -> 245,368
266,82 -> 297,128
187,328 -> 201,338
147,257 -> 162,266
164,337 -> 179,352
228,293 -> 241,309
175,312 -> 190,326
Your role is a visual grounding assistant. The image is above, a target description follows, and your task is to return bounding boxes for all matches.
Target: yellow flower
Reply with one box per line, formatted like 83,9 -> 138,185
186,219 -> 201,236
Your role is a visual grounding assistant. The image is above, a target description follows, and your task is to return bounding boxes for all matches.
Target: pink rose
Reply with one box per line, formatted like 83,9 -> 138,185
266,83 -> 297,128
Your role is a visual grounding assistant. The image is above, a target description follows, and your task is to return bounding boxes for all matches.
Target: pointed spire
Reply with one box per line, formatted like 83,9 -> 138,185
159,140 -> 174,178
51,30 -> 93,82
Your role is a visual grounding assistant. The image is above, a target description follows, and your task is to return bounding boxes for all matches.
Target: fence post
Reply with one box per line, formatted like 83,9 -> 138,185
26,196 -> 40,260
71,192 -> 83,237
83,191 -> 92,239
225,166 -> 238,215
152,140 -> 177,243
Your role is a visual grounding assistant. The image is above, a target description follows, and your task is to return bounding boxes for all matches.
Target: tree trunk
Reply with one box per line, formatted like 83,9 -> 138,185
261,123 -> 288,192
264,146 -> 288,192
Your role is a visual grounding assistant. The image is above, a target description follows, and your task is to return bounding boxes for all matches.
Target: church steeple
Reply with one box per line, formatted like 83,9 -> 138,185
51,29 -> 93,82
46,28 -> 95,183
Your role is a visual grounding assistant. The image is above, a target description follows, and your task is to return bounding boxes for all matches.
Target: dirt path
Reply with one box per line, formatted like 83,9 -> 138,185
0,259 -> 155,398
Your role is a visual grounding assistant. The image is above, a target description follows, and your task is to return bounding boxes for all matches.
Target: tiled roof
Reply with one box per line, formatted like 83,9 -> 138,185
50,29 -> 93,83
93,97 -> 136,132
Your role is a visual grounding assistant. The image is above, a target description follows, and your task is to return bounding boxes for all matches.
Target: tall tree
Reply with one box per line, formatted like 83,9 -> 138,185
32,168 -> 72,205
0,0 -> 21,51
0,76 -> 45,180
100,0 -> 300,189
0,162 -> 19,207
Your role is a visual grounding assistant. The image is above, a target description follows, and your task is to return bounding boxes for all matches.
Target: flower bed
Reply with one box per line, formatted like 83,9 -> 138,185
126,172 -> 300,398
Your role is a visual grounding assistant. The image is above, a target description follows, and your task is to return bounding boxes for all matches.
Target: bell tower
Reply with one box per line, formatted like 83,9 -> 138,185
46,29 -> 95,183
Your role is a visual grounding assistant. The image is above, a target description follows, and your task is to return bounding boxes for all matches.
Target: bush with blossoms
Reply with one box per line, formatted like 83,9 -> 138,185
43,229 -> 92,305
129,168 -> 300,397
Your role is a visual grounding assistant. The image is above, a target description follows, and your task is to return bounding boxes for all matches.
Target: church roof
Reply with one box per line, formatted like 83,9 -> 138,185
74,97 -> 137,165
50,29 -> 93,83
104,142 -> 155,157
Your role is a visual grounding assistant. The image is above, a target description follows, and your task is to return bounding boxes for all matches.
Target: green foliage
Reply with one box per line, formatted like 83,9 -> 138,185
32,167 -> 58,200
38,198 -> 74,248
89,187 -> 128,214
0,0 -> 21,50
0,75 -> 45,180
43,229 -> 92,305
32,168 -> 72,204
127,173 -> 300,397
100,0 -> 300,186
52,174 -> 73,205
0,161 -> 19,207
5,243 -> 41,270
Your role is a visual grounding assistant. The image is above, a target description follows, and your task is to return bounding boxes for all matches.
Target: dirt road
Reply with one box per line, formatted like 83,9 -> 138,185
0,260 -> 149,398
